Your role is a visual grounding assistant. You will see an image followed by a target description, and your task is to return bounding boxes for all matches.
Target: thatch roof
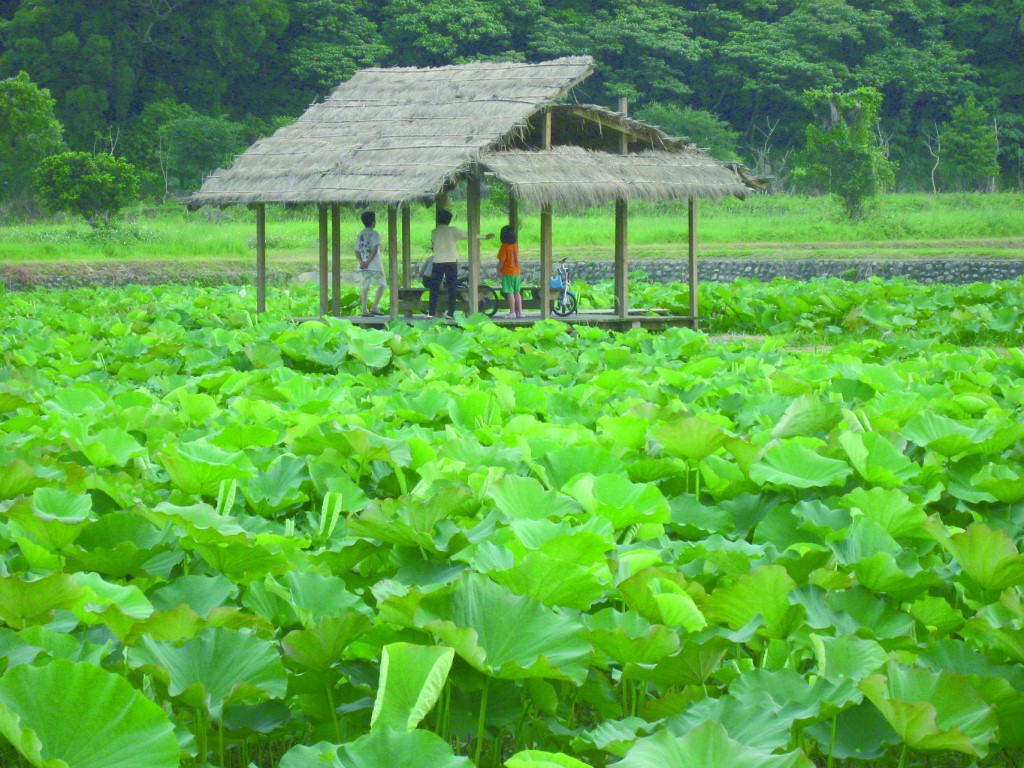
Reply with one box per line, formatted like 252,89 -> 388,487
189,56 -> 754,209
481,147 -> 751,209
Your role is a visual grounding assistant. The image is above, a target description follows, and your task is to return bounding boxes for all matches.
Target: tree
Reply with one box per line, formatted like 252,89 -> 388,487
636,103 -> 740,160
794,86 -> 896,219
0,71 -> 65,207
160,114 -> 244,190
34,151 -> 140,226
940,95 -> 1000,191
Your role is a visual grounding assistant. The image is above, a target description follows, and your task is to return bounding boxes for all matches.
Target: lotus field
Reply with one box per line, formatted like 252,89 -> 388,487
2,278 -> 1024,768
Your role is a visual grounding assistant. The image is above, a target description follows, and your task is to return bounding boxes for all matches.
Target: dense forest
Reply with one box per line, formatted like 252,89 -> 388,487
1,0 -> 1022,201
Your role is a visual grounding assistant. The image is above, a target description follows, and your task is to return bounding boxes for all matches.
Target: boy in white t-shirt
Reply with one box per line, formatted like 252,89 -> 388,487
354,210 -> 385,316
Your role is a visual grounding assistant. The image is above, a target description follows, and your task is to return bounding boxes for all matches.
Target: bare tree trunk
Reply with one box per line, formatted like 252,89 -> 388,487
924,122 -> 941,195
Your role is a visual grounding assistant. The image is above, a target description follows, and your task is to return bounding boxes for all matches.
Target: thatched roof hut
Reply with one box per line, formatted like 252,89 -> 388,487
190,56 -> 756,324
190,56 -> 751,209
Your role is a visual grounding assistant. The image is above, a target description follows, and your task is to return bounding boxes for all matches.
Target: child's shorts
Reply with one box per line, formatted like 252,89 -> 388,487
501,275 -> 522,294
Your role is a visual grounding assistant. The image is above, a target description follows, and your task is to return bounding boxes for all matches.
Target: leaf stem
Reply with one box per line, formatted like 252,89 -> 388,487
326,679 -> 341,743
475,677 -> 490,766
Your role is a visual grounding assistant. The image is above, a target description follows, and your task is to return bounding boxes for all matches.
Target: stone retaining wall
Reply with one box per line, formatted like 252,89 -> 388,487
5,258 -> 1024,292
516,259 -> 1024,285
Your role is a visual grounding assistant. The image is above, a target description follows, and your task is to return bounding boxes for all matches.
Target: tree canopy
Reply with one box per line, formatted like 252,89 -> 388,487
1,0 -> 1020,194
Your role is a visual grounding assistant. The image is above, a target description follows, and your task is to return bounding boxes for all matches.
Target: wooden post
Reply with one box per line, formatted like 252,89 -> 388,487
255,204 -> 266,314
331,204 -> 341,317
509,195 -> 518,230
388,205 -> 399,320
318,204 -> 329,316
539,110 -> 553,320
401,204 -> 411,289
615,97 -> 629,319
467,174 -> 482,314
540,204 -> 552,319
688,197 -> 699,330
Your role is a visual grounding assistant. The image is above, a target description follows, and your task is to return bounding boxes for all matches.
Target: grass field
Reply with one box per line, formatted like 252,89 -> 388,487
1,192 -> 1022,264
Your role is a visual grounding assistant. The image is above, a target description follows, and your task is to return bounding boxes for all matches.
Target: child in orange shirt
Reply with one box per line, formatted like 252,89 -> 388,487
497,225 -> 523,318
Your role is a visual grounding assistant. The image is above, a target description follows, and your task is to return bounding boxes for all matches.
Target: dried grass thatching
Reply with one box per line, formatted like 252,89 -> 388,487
188,56 -> 756,210
482,147 -> 751,209
189,57 -> 594,208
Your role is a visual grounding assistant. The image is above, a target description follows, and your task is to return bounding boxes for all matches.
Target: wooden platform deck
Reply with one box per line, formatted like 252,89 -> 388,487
293,309 -> 699,331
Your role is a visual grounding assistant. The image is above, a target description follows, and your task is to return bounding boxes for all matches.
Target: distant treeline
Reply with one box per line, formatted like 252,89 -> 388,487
1,0 -> 1021,196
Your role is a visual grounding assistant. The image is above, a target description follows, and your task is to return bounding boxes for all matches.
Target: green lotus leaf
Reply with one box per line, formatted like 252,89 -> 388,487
221,700 -> 292,735
584,608 -> 681,667
804,700 -> 899,760
0,625 -> 104,669
0,659 -> 178,768
384,573 -> 591,684
852,552 -> 941,600
239,455 -> 310,514
0,456 -> 42,500
910,595 -> 965,638
655,417 -> 730,461
668,692 -> 797,752
65,511 -> 168,578
563,474 -> 670,530
706,565 -> 799,638
282,613 -> 374,672
901,412 -> 987,457
371,643 -> 454,731
970,462 -> 1024,504
268,571 -> 371,626
148,574 -> 238,618
142,501 -> 248,544
570,716 -> 655,757
839,487 -> 928,539
859,664 -> 997,757
617,568 -> 707,633
536,444 -> 624,491
830,517 -> 902,566
131,627 -> 288,718
771,395 -> 842,439
598,413 -> 651,452
280,728 -> 473,768
338,426 -> 412,467
750,441 -> 852,489
821,587 -> 914,642
506,750 -> 594,768
72,571 -> 153,629
0,573 -> 83,630
617,721 -> 814,768
838,430 -> 918,487
448,390 -> 503,429
348,487 -> 475,552
183,538 -> 291,580
5,488 -> 93,552
158,440 -> 256,497
924,519 -> 1024,590
487,475 -> 582,522
491,551 -> 608,610
627,635 -> 731,688
78,428 -> 146,468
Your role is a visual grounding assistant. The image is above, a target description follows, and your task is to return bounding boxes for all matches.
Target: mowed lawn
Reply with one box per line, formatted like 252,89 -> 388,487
1,193 -> 1023,264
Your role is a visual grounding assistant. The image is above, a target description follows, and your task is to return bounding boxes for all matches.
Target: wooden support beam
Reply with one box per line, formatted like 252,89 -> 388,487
509,195 -> 518,230
467,173 -> 481,314
615,97 -> 629,319
540,204 -> 552,320
615,200 -> 628,318
255,204 -> 266,314
540,109 -> 553,320
688,198 -> 699,330
401,204 -> 411,289
388,206 -> 399,320
318,204 -> 329,316
331,204 -> 341,317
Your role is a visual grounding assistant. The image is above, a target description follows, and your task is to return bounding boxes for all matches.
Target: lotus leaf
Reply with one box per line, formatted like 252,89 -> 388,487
507,750 -> 594,768
381,573 -> 591,684
282,613 -> 374,672
0,659 -> 178,768
925,519 -> 1024,590
860,664 -> 997,756
131,626 -> 288,718
371,643 -> 454,731
280,728 -> 473,768
750,440 -> 852,489
0,573 -> 83,630
617,721 -> 814,768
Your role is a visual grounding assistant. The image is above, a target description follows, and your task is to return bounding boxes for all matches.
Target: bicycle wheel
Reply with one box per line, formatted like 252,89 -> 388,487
478,285 -> 499,317
552,291 -> 577,317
